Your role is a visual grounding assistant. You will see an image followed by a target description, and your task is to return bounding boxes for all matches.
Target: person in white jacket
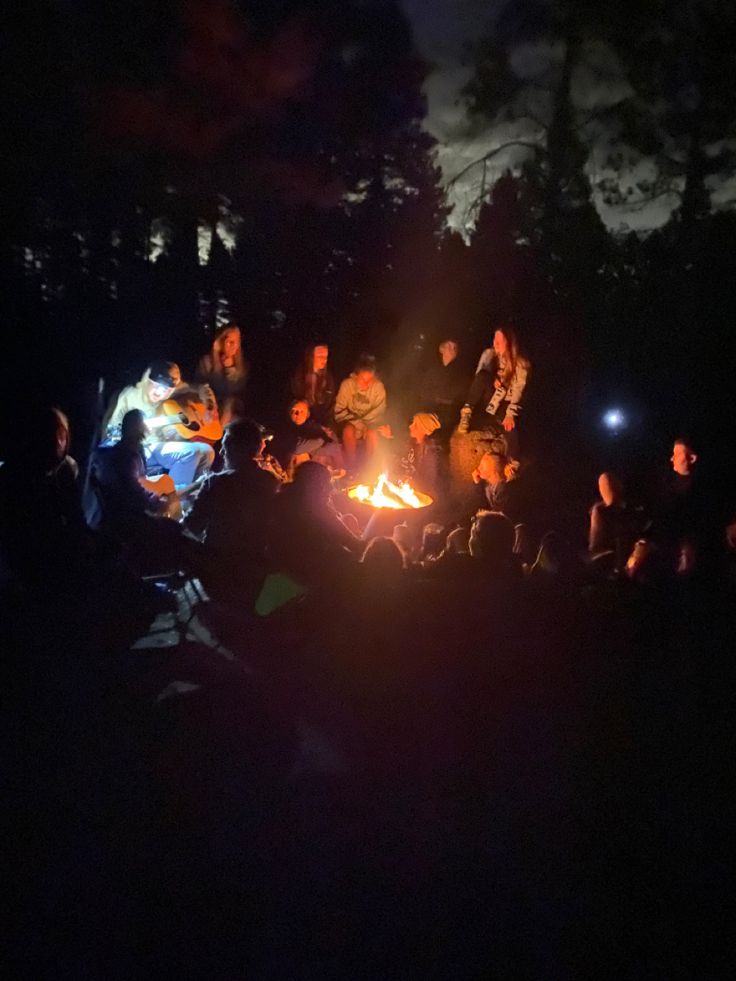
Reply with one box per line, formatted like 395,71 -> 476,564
334,354 -> 391,471
457,326 -> 530,457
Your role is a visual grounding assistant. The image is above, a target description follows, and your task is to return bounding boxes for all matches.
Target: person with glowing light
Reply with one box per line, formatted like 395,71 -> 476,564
106,360 -> 216,489
197,322 -> 249,424
457,325 -> 529,457
334,354 -> 391,472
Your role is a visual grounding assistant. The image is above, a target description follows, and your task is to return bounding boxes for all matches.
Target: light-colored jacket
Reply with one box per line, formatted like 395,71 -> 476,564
106,368 -> 213,430
475,348 -> 529,420
334,375 -> 387,428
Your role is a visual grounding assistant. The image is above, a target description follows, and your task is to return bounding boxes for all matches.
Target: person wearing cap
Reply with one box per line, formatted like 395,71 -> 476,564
105,361 -> 216,488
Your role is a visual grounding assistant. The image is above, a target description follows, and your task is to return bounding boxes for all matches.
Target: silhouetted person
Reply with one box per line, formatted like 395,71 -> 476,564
418,339 -> 467,437
589,471 -> 647,573
185,418 -> 279,603
92,409 -> 191,573
360,536 -> 406,588
271,461 -> 362,587
0,406 -> 92,595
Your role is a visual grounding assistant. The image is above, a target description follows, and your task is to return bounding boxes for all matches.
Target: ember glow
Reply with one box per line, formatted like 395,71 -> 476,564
347,473 -> 432,510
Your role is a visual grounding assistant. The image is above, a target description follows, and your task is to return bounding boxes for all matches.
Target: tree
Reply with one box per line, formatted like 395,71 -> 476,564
8,0 -> 448,387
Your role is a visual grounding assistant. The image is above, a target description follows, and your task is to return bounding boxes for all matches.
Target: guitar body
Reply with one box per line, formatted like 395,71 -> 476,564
141,474 -> 176,497
140,473 -> 182,519
103,389 -> 223,447
157,399 -> 224,444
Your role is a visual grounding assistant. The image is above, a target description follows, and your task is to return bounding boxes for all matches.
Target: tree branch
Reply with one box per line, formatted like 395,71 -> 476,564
445,141 -> 544,188
619,188 -> 683,212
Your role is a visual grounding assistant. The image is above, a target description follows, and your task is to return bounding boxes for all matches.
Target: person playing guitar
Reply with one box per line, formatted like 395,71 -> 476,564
105,361 -> 220,488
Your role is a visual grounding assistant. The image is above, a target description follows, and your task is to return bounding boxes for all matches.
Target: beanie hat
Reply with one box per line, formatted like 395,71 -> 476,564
413,412 -> 441,437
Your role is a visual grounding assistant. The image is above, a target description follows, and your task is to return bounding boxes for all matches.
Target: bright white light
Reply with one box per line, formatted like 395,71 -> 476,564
603,408 -> 625,430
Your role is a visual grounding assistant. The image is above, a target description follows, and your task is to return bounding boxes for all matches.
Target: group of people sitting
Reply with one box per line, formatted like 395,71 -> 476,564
2,319 -> 734,631
98,320 -> 530,494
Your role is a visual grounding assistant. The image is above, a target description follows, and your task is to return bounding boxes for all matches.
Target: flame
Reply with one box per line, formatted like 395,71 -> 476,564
348,473 -> 430,509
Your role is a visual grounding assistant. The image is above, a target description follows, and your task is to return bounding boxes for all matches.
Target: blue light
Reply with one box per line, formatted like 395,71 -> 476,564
603,408 -> 626,431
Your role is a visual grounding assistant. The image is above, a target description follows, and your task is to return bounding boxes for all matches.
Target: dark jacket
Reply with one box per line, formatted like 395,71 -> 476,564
271,418 -> 332,469
93,443 -> 162,528
419,359 -> 467,411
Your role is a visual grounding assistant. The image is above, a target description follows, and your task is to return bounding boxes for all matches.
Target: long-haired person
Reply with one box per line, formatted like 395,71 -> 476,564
197,322 -> 249,424
290,343 -> 336,426
457,324 -> 530,457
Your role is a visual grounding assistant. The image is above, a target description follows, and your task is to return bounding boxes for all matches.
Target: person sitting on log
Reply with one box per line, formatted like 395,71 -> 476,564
457,325 -> 529,458
417,338 -> 467,438
471,450 -> 524,523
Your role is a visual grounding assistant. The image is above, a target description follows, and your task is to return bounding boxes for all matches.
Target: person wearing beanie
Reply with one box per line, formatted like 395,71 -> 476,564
399,411 -> 443,495
411,412 -> 441,439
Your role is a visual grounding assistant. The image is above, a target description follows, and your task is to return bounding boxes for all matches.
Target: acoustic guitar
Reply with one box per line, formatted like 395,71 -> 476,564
140,473 -> 203,521
145,398 -> 224,444
105,398 -> 224,446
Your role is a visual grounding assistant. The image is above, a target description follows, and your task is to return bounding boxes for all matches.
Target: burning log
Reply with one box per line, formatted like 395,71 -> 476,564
346,473 -> 432,510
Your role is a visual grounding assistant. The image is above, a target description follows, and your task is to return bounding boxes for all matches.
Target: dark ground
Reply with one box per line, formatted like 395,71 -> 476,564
5,548 -> 733,978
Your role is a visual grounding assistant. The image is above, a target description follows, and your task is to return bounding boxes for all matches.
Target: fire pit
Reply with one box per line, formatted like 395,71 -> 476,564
346,473 -> 433,510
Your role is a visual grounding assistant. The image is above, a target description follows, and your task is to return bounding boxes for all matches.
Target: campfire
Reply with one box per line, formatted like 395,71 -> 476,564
346,473 -> 433,510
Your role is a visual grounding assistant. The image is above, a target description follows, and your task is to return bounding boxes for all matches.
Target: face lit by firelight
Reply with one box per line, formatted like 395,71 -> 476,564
671,441 -> 696,476
439,340 -> 458,366
356,369 -> 375,389
477,452 -> 504,484
313,345 -> 329,372
220,329 -> 240,366
290,400 -> 310,426
493,330 -> 509,356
